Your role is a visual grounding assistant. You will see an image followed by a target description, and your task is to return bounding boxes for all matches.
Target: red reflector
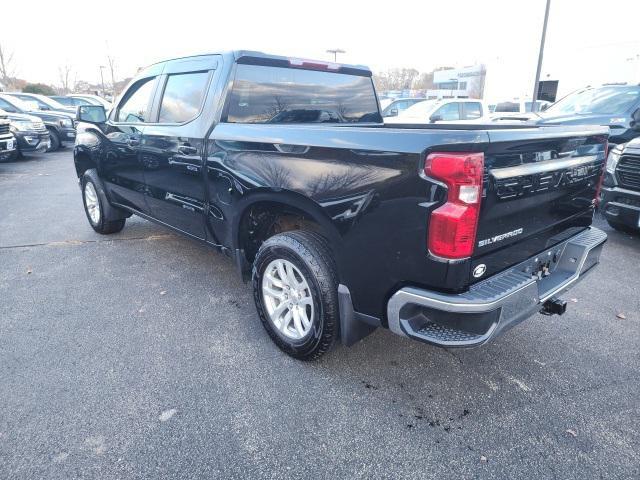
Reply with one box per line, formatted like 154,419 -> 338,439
425,152 -> 484,259
288,58 -> 340,71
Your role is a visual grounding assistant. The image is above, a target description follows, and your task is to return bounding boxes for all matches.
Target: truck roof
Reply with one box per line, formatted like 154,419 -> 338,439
147,50 -> 373,77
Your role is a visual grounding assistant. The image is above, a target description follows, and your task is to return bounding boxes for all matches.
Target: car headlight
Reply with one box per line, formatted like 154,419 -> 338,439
10,120 -> 35,131
605,149 -> 621,175
59,118 -> 73,128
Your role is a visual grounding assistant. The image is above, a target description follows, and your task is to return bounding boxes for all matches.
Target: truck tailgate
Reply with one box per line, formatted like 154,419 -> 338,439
472,126 -> 608,281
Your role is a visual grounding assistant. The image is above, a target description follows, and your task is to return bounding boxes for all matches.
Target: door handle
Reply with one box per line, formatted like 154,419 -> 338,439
178,145 -> 198,155
127,138 -> 140,146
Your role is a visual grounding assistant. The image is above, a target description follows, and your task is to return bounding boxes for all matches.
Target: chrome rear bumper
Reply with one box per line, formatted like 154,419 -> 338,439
387,227 -> 607,347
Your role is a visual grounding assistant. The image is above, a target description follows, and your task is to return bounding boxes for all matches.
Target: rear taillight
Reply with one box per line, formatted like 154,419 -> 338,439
425,152 -> 484,259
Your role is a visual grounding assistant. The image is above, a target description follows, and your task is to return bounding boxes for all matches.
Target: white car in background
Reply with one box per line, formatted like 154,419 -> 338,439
489,99 -> 551,116
385,98 -> 490,123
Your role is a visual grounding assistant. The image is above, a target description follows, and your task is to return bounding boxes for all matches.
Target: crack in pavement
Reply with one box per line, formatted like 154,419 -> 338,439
0,234 -> 174,250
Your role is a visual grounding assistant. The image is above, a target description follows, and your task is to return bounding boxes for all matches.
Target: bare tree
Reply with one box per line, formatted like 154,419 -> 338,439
373,68 -> 419,92
58,64 -> 74,94
106,54 -> 117,97
0,42 -> 16,85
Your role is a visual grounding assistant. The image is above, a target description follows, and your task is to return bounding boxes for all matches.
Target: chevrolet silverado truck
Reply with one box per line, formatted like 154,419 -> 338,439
73,51 -> 609,360
601,139 -> 640,232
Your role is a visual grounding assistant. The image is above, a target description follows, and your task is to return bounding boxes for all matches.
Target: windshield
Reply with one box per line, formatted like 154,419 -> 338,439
34,95 -> 67,109
0,95 -> 32,112
399,100 -> 438,117
546,86 -> 640,115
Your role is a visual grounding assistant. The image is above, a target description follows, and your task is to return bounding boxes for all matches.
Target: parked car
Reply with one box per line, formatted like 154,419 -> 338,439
4,92 -> 76,114
536,84 -> 640,145
490,100 -> 551,115
601,139 -> 640,232
0,112 -> 18,162
386,98 -> 489,123
0,108 -> 50,156
0,94 -> 75,151
68,94 -> 112,109
381,98 -> 423,117
50,95 -> 95,108
73,51 -> 608,360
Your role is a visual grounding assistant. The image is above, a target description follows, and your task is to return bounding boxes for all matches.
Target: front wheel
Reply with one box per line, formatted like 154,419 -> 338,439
46,129 -> 60,152
252,230 -> 339,361
81,172 -> 126,234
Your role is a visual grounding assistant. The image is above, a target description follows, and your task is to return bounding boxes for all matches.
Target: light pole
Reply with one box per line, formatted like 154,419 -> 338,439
326,49 -> 346,62
99,66 -> 106,98
531,0 -> 551,112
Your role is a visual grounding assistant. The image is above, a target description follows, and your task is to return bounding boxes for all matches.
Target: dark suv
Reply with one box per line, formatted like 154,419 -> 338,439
0,94 -> 75,151
601,139 -> 640,232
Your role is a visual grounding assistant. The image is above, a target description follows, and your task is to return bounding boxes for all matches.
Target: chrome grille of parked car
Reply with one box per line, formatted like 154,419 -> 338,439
617,155 -> 640,190
0,123 -> 9,135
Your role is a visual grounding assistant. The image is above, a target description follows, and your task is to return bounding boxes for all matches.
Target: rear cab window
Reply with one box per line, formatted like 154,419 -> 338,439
495,102 -> 520,113
225,64 -> 381,124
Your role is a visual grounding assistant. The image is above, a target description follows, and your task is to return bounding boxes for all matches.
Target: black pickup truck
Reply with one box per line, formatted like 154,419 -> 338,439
601,138 -> 640,232
74,51 -> 608,360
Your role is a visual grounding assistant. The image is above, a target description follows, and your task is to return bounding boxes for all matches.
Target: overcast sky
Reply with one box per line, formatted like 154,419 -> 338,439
2,0 -> 639,99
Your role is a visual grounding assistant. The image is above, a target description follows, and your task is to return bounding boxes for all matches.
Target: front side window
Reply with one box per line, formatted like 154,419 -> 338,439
116,77 -> 156,123
227,64 -> 381,124
433,102 -> 460,121
158,72 -> 209,123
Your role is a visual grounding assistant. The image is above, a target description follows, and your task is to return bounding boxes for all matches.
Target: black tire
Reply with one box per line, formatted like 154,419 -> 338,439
46,129 -> 60,152
252,230 -> 339,361
81,170 -> 126,234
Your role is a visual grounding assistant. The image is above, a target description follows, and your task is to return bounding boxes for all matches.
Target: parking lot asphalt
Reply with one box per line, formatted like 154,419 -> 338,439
1,150 -> 639,480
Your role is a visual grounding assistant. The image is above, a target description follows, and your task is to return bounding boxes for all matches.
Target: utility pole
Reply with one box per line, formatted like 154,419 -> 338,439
531,0 -> 551,112
326,48 -> 346,62
99,66 -> 106,98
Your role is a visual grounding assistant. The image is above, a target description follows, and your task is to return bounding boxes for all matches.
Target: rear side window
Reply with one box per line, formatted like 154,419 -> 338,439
495,102 -> 519,113
158,72 -> 210,123
462,102 -> 482,119
226,64 -> 381,123
116,77 -> 156,123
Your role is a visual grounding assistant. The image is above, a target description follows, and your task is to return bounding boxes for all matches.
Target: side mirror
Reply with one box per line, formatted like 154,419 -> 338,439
76,105 -> 107,124
430,114 -> 443,123
389,108 -> 398,117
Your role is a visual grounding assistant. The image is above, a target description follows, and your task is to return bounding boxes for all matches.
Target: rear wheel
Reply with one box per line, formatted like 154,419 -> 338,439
252,230 -> 339,360
81,171 -> 126,234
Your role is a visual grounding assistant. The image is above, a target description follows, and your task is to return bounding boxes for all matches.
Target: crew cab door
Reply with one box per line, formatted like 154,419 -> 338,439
101,74 -> 160,213
138,56 -> 219,240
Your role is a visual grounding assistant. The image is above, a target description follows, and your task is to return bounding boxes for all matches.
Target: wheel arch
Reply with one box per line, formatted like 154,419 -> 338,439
232,189 -> 344,278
